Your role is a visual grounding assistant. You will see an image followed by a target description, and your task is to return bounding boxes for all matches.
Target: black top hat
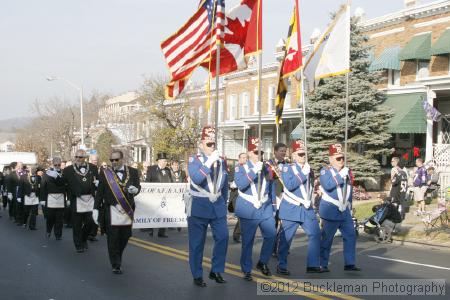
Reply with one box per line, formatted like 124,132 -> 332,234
156,153 -> 168,161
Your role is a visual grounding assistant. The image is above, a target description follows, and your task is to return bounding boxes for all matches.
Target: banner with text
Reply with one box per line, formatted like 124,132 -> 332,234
133,183 -> 188,228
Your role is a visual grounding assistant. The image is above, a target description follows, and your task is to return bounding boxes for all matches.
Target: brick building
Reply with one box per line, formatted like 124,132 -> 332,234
362,0 -> 450,172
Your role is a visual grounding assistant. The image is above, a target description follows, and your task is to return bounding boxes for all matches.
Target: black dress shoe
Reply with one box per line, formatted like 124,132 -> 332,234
83,242 -> 89,250
306,267 -> 323,273
276,266 -> 290,276
112,267 -> 123,274
76,248 -> 85,253
243,272 -> 253,281
256,261 -> 272,276
193,277 -> 206,287
158,234 -> 169,238
88,236 -> 98,242
344,265 -> 361,271
55,236 -> 62,241
233,236 -> 241,243
209,272 -> 226,283
321,267 -> 330,273
46,233 -> 51,238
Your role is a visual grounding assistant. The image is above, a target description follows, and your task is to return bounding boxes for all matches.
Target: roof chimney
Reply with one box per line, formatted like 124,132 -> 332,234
405,0 -> 420,8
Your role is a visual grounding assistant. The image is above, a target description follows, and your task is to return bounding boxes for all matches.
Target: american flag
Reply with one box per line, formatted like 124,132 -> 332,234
161,0 -> 225,99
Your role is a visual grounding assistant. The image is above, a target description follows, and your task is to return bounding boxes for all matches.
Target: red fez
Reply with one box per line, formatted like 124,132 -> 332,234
292,140 -> 305,153
201,126 -> 215,142
248,137 -> 261,152
329,143 -> 343,156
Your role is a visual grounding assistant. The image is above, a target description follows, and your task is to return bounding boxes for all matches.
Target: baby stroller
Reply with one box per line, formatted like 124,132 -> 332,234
359,199 -> 403,243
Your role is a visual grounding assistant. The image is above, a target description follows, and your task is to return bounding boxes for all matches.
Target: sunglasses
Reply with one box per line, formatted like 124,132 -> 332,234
253,150 -> 264,155
295,152 -> 306,157
335,157 -> 345,162
54,164 -> 61,167
110,158 -> 120,162
75,156 -> 85,159
206,142 -> 216,148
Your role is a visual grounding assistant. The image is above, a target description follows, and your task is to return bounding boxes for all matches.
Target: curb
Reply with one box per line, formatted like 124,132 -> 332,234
391,238 -> 450,251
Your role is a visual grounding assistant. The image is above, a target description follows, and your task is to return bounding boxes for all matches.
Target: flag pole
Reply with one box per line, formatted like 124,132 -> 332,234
300,67 -> 310,201
212,0 -> 221,194
276,124 -> 279,143
256,0 -> 262,201
344,72 -> 349,166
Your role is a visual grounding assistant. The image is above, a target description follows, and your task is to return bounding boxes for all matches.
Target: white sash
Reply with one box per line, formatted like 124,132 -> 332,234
47,193 -> 65,208
189,156 -> 224,203
110,205 -> 132,226
319,169 -> 352,212
237,163 -> 269,209
76,194 -> 94,213
283,164 -> 312,208
24,194 -> 39,206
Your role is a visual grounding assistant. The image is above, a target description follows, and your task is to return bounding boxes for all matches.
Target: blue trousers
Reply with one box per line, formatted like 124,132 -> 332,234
278,219 -> 321,269
320,216 -> 356,268
240,217 -> 276,273
187,216 -> 228,279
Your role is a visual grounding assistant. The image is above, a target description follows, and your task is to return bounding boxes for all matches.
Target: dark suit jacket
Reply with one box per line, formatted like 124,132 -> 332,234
63,163 -> 98,198
146,165 -> 173,183
94,166 -> 141,210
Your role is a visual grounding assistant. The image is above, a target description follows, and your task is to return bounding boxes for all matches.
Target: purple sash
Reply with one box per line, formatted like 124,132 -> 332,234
103,168 -> 134,220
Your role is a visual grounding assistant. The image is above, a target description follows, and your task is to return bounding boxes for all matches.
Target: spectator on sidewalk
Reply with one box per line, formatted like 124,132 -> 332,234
413,158 -> 428,215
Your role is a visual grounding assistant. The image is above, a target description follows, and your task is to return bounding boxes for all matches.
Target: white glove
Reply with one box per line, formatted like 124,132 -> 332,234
66,201 -> 70,206
205,150 -> 220,168
7,193 -> 12,200
17,198 -> 22,203
46,170 -> 59,179
253,161 -> 263,173
302,162 -> 311,175
127,185 -> 139,195
40,201 -> 45,207
230,181 -> 237,189
92,209 -> 99,225
94,180 -> 99,187
339,167 -> 349,179
30,192 -> 36,198
116,204 -> 125,214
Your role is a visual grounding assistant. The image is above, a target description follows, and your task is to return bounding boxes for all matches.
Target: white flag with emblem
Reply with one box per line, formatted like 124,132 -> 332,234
314,4 -> 350,79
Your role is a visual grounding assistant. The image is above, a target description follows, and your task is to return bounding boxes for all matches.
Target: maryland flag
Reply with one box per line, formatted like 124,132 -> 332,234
275,0 -> 303,125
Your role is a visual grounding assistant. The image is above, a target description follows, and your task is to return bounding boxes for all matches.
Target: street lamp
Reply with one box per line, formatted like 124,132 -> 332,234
46,76 -> 85,149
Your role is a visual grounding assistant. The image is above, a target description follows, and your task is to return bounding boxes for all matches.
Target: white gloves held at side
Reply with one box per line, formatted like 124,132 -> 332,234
94,180 -> 99,187
17,198 -> 22,203
302,162 -> 311,175
205,150 -> 220,168
7,193 -> 12,200
127,185 -> 139,195
92,209 -> 99,225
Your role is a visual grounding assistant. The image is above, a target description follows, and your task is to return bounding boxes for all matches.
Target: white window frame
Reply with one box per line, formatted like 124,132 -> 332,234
229,94 -> 237,120
240,92 -> 250,117
388,69 -> 400,86
268,84 -> 276,113
253,86 -> 259,115
218,99 -> 224,123
416,59 -> 430,80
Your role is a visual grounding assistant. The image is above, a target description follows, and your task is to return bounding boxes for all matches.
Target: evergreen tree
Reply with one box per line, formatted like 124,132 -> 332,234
305,18 -> 392,183
95,129 -> 118,164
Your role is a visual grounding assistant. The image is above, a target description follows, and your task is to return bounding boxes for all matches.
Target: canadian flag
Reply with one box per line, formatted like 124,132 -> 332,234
166,0 -> 262,99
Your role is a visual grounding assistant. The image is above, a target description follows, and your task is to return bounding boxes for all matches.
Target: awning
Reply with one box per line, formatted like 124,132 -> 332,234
399,33 -> 431,61
431,29 -> 450,56
290,123 -> 304,140
369,46 -> 401,72
384,93 -> 427,134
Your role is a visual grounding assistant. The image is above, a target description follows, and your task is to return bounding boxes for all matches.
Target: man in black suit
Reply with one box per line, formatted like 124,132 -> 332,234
93,149 -> 141,274
145,152 -> 172,238
63,149 -> 99,253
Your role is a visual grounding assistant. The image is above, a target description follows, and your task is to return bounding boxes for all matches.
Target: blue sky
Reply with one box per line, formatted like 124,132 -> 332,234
0,0 -> 436,119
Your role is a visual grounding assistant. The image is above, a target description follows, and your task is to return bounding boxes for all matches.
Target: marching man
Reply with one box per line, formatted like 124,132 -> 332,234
94,150 -> 140,274
319,143 -> 360,272
63,149 -> 99,253
187,126 -> 229,287
277,140 -> 321,275
234,137 -> 276,281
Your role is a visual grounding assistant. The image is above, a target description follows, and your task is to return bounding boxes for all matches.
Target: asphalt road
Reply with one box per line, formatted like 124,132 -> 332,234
1,212 -> 449,300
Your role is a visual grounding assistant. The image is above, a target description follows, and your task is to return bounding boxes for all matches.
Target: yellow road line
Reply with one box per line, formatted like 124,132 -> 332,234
129,239 -> 329,300
130,237 -> 360,300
